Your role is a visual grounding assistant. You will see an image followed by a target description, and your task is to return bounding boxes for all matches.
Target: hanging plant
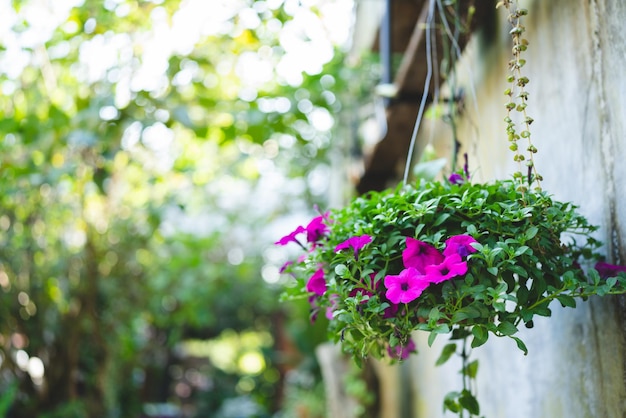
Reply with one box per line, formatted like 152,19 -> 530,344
276,1 -> 626,417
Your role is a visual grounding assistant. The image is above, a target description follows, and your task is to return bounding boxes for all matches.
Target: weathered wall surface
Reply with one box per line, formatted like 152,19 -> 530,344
408,0 -> 626,417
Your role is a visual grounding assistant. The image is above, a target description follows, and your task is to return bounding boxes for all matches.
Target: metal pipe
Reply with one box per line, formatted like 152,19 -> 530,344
380,0 -> 392,105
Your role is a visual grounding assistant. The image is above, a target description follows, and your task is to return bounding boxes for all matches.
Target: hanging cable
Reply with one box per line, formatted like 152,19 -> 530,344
436,0 -> 480,120
427,1 -> 440,150
402,0 -> 436,186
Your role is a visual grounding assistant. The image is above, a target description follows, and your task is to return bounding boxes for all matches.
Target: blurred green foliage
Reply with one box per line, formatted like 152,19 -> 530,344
0,0 -> 379,416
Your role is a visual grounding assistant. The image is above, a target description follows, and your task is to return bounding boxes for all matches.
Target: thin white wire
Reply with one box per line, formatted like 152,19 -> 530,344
402,0 -> 436,186
427,5 -> 440,149
436,0 -> 480,119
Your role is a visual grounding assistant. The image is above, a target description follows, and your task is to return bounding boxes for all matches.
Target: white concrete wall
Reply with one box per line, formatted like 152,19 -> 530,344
409,1 -> 626,416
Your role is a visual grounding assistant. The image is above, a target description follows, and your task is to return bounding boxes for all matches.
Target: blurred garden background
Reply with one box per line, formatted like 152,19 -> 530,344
0,0 -> 379,416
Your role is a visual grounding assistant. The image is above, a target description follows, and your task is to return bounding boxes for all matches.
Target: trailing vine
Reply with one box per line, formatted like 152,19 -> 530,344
498,0 -> 542,192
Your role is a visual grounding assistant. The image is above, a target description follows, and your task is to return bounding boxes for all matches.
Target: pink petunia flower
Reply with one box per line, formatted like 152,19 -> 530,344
443,234 -> 478,258
387,338 -> 417,360
305,214 -> 329,243
384,267 -> 431,304
306,268 -> 327,295
349,273 -> 377,300
279,260 -> 293,274
275,225 -> 306,246
335,235 -> 373,259
402,237 -> 444,273
424,253 -> 468,284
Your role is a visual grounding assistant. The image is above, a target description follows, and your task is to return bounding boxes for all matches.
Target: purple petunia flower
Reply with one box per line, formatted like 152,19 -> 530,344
448,173 -> 465,185
443,234 -> 478,258
424,253 -> 468,284
305,214 -> 329,243
275,225 -> 306,246
402,237 -> 444,273
306,268 -> 327,295
349,273 -> 377,301
279,260 -> 293,274
387,338 -> 417,360
595,261 -> 626,279
384,267 -> 431,304
335,235 -> 373,259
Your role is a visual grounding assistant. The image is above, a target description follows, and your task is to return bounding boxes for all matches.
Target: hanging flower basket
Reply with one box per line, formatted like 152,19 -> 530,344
277,176 -> 626,360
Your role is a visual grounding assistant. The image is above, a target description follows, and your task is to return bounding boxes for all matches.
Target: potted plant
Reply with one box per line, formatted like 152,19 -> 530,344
275,1 -> 626,416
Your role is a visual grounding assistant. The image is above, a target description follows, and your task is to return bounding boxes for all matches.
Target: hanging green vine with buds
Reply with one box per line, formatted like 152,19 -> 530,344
499,0 -> 542,192
276,2 -> 626,418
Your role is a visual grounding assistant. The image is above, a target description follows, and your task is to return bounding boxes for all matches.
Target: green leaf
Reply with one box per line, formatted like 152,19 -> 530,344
428,330 -> 438,347
427,324 -> 450,347
514,245 -> 530,256
471,326 -> 488,348
435,343 -> 457,366
434,323 -> 451,334
497,321 -> 518,336
493,301 -> 506,312
534,305 -> 552,317
589,268 -> 601,285
508,264 -> 528,277
451,311 -> 470,322
389,334 -> 399,349
414,223 -> 425,237
462,359 -> 479,378
512,336 -> 528,355
433,212 -> 451,226
487,266 -> 499,276
334,264 -> 348,277
443,391 -> 461,413
525,226 -> 539,240
607,277 -> 618,289
452,306 -> 482,322
349,329 -> 364,342
556,294 -> 576,308
353,355 -> 363,369
459,390 -> 480,415
517,284 -> 529,305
